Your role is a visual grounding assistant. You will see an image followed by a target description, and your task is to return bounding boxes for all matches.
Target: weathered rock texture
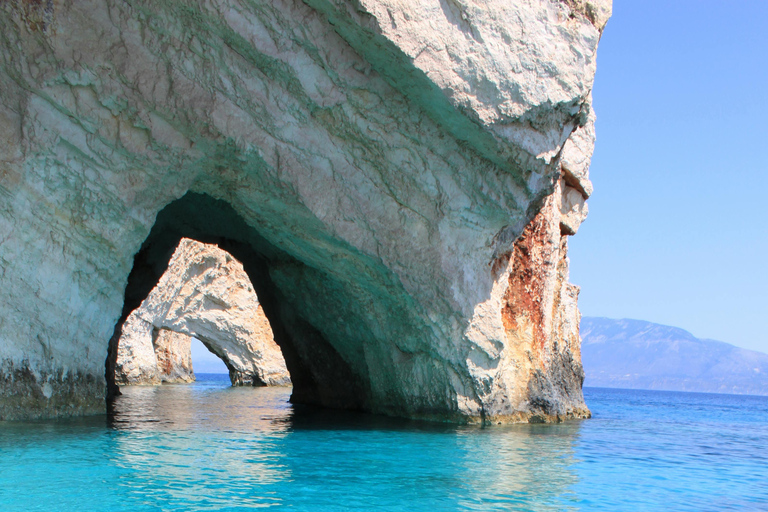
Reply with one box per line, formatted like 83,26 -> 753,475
0,0 -> 608,422
117,328 -> 195,385
115,238 -> 290,387
151,329 -> 196,384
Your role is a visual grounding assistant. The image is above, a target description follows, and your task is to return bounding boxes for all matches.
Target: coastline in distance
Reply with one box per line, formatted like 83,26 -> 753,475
581,317 -> 768,396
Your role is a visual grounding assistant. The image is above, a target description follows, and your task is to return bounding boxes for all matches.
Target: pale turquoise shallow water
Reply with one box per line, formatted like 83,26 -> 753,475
1,375 -> 767,511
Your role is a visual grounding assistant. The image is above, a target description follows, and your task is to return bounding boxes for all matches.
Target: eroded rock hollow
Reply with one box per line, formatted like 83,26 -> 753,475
0,0 -> 609,422
115,238 -> 290,387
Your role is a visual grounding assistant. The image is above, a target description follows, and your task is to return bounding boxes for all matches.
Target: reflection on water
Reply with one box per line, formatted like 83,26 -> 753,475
3,378 -> 767,511
109,378 -> 295,432
102,376 -> 581,511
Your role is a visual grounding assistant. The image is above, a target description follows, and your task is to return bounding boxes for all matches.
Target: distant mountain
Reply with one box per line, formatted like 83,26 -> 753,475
580,317 -> 768,396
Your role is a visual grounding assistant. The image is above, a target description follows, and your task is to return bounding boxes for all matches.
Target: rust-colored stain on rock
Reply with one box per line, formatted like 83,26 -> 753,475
501,200 -> 556,357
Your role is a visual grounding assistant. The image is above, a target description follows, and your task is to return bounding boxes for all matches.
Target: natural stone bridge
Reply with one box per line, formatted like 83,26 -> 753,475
0,0 -> 609,423
115,238 -> 290,387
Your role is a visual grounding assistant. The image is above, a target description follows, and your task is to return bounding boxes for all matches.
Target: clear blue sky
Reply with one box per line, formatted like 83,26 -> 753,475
191,338 -> 229,374
570,0 -> 768,352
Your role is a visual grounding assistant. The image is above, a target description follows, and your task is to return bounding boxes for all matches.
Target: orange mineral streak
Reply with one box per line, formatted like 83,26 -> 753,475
501,198 -> 559,360
14,0 -> 57,33
489,185 -> 590,423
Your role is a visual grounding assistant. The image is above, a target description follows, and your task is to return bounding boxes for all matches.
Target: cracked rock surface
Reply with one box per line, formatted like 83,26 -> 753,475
0,0 -> 608,422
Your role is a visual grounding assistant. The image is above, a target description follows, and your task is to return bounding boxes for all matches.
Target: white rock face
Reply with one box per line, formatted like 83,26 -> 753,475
114,238 -> 290,387
114,318 -> 164,386
346,0 -> 610,162
561,105 -> 597,197
0,0 -> 608,422
152,330 -> 195,384
116,328 -> 196,385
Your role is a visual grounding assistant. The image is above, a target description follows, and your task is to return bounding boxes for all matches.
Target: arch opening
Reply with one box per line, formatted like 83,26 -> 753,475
106,192 -> 367,412
113,237 -> 290,388
190,336 -> 230,376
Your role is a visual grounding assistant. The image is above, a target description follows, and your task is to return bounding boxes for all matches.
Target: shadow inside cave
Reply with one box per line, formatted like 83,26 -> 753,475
105,192 -> 366,417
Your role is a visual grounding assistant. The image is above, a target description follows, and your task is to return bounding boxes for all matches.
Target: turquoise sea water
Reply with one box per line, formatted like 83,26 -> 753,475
1,375 -> 767,511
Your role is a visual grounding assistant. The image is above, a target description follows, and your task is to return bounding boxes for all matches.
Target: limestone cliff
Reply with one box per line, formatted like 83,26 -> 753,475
115,238 -> 290,387
0,0 -> 609,422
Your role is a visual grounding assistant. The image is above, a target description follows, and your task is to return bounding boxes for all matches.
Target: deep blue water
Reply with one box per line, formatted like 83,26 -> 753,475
1,375 -> 767,511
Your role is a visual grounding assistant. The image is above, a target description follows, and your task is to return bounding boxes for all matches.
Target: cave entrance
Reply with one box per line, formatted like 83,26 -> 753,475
113,237 -> 291,388
106,192 -> 366,412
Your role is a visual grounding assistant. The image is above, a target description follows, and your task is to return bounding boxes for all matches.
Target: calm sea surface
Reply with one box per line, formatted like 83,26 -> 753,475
1,375 -> 767,511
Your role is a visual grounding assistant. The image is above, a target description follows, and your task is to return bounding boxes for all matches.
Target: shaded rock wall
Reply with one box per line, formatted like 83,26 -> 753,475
114,238 -> 290,386
0,0 -> 609,422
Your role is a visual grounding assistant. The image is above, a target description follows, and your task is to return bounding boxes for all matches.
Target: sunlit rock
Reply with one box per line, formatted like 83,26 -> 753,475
0,0 -> 609,422
152,330 -> 196,384
561,106 -> 597,198
488,181 -> 588,422
114,238 -> 290,387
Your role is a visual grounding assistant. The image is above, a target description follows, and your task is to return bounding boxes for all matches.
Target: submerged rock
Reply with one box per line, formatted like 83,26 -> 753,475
114,238 -> 290,387
0,0 -> 609,422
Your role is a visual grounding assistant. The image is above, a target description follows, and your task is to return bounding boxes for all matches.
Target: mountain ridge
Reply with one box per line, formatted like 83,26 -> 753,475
581,317 -> 768,396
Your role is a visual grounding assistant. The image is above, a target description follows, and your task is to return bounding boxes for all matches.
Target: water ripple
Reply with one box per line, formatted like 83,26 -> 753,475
1,379 -> 766,511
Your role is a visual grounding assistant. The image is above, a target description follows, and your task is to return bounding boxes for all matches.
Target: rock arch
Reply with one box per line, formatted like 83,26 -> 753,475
106,192 -> 371,411
0,0 -> 609,422
114,238 -> 290,387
